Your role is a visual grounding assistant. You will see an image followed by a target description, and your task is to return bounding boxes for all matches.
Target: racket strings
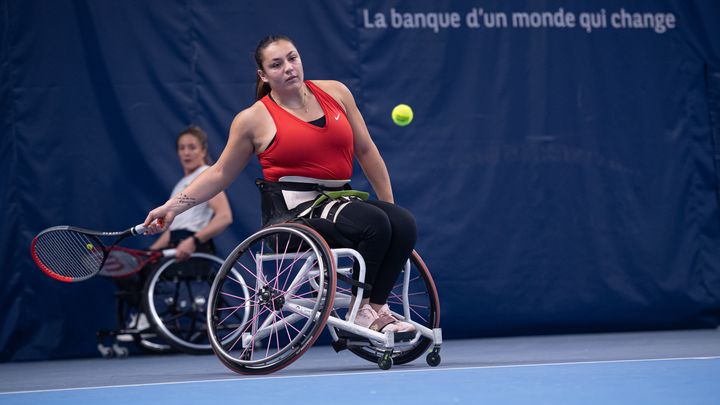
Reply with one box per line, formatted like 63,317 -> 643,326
34,230 -> 105,280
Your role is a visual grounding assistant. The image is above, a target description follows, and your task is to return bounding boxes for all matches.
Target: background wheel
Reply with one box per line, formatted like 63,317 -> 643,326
207,223 -> 336,374
115,295 -> 173,354
346,250 -> 440,365
143,253 -> 239,354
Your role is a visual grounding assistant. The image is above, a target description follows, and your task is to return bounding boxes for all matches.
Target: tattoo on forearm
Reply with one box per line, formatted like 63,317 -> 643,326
173,193 -> 197,208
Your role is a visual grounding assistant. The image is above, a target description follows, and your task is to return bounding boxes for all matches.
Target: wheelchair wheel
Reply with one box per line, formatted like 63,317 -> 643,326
115,295 -> 173,354
347,250 -> 440,365
143,253 -> 243,354
207,223 -> 336,374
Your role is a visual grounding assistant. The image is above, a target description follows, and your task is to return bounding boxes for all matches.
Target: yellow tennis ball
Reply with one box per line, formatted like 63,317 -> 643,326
86,243 -> 94,250
391,104 -> 413,126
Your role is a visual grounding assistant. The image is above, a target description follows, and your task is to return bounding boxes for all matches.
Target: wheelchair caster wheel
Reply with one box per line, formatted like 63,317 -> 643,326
378,353 -> 393,370
426,349 -> 441,367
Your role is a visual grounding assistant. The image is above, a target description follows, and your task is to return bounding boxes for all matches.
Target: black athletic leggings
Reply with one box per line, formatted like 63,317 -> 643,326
304,200 -> 416,305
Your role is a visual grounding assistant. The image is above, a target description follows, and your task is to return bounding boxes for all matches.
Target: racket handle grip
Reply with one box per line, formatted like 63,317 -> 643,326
132,219 -> 164,235
132,224 -> 147,235
161,248 -> 177,257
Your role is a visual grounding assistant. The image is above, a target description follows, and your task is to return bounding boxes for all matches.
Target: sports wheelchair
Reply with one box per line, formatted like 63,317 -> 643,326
96,247 -> 244,357
206,222 -> 442,374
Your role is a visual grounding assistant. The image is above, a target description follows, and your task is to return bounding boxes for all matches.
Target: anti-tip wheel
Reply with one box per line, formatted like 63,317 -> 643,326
112,343 -> 129,358
97,344 -> 114,359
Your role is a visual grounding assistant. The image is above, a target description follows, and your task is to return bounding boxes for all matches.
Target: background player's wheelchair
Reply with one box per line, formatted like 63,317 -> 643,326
96,247 -> 246,357
206,222 -> 442,374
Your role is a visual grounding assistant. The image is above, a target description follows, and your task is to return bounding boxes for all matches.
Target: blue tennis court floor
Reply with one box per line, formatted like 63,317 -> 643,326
1,329 -> 719,404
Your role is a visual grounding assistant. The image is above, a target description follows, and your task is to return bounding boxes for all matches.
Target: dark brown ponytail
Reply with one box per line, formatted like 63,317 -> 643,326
255,78 -> 271,101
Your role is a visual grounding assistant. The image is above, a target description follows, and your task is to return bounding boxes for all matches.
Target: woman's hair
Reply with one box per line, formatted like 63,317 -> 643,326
177,125 -> 213,164
254,34 -> 294,100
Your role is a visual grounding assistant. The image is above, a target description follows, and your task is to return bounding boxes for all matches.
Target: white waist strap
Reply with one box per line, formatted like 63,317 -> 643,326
278,176 -> 349,210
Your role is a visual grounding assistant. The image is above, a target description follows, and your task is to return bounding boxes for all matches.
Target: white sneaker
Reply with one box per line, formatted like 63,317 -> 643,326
135,312 -> 150,331
377,304 -> 416,333
116,312 -> 152,342
352,304 -> 379,328
352,304 -> 414,333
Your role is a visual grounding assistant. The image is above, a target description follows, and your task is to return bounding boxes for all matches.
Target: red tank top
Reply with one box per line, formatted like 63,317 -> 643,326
258,81 -> 354,182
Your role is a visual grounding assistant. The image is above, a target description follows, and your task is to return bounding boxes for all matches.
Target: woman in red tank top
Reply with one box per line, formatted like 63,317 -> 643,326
144,34 -> 417,334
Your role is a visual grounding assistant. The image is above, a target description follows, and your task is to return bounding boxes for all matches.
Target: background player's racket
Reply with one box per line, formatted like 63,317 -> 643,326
31,222 -> 159,282
97,247 -> 174,278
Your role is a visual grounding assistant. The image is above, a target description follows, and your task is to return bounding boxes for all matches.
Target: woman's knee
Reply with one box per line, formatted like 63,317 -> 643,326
370,201 -> 417,245
362,206 -> 393,242
395,208 -> 417,248
394,205 -> 417,235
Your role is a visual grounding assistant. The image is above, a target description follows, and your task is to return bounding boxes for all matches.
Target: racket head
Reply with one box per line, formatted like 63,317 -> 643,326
98,247 -> 161,278
31,226 -> 108,282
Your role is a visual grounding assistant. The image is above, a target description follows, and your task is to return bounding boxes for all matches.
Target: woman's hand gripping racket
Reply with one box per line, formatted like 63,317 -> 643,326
30,220 -> 163,282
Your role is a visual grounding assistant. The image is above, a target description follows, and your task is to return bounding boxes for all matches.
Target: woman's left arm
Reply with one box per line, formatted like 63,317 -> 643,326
175,191 -> 233,260
330,81 -> 394,203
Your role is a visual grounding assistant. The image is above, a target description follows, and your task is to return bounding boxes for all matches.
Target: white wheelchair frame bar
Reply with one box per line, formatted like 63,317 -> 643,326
241,247 -> 442,352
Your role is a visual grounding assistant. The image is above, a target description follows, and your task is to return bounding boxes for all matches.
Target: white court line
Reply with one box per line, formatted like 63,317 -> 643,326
2,355 -> 719,396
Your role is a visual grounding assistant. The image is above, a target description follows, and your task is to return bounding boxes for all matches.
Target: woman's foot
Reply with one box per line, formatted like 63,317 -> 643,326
376,304 -> 416,333
353,304 -> 415,333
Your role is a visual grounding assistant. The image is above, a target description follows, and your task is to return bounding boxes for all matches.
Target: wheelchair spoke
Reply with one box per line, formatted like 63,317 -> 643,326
220,290 -> 254,303
208,224 -> 336,374
274,232 -> 291,291
217,302 -> 246,326
225,273 -> 247,288
227,305 -> 270,352
276,310 -> 295,342
409,305 -> 429,324
286,288 -> 318,300
237,260 -> 262,285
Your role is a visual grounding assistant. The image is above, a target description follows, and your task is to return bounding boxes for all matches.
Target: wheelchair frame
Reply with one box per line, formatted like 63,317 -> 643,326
206,222 -> 442,374
327,249 -> 442,361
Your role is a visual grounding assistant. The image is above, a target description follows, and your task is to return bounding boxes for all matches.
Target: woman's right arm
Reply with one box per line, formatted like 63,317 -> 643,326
144,108 -> 258,232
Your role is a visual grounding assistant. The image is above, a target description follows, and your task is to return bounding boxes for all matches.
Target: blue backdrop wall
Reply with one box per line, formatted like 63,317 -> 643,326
2,0 -> 720,361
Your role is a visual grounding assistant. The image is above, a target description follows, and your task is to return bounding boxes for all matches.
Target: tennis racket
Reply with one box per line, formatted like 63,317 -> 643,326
97,247 -> 177,278
31,221 -> 160,282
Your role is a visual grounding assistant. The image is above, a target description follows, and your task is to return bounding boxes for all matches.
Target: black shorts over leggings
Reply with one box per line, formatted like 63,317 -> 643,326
304,200 -> 417,305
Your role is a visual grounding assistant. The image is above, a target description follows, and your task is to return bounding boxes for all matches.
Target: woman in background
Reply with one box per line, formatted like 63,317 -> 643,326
148,125 -> 233,259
